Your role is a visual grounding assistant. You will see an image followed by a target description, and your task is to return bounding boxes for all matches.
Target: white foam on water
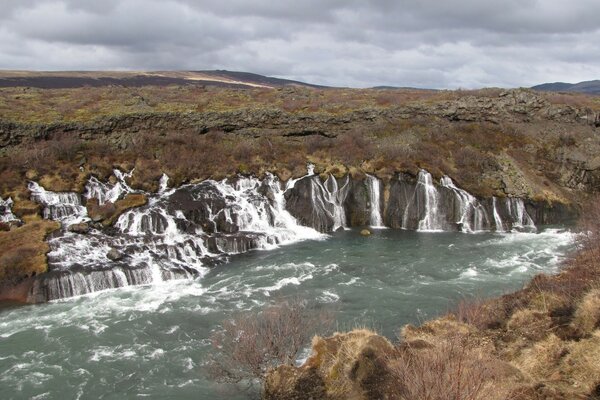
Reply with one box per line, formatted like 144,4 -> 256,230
459,267 -> 479,279
318,290 -> 340,303
258,274 -> 314,295
340,277 -> 361,286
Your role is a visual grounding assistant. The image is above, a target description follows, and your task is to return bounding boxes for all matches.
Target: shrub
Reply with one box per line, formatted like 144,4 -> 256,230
388,334 -> 510,400
207,298 -> 333,393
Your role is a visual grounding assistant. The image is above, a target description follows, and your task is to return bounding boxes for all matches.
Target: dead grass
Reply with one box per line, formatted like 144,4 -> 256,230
571,289 -> 600,336
389,333 -> 515,400
0,220 -> 60,287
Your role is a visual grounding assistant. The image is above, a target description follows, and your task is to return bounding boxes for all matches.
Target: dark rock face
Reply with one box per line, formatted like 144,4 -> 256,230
525,200 -> 579,226
285,171 -> 577,233
285,176 -> 337,232
384,174 -> 419,229
344,178 -> 370,227
106,248 -> 123,261
68,222 -> 89,234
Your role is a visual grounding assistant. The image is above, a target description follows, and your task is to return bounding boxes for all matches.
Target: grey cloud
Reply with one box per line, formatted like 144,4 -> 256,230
0,0 -> 599,88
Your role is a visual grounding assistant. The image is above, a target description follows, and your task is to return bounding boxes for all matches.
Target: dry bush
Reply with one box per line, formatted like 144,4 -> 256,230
506,309 -> 553,342
333,130 -> 375,164
561,332 -> 600,394
0,220 -> 59,286
47,133 -> 84,162
454,296 -> 507,330
0,246 -> 39,285
388,334 -> 511,400
207,298 -> 333,391
571,289 -> 600,336
306,329 -> 394,400
577,195 -> 600,256
514,334 -> 566,381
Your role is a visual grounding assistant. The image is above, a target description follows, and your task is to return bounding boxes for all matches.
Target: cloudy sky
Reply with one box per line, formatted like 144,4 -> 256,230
1,0 -> 599,88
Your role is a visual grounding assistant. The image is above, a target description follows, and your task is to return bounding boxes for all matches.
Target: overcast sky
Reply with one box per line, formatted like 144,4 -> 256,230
1,0 -> 599,88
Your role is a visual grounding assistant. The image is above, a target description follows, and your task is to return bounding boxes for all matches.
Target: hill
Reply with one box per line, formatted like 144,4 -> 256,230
0,70 -> 324,89
532,80 -> 600,95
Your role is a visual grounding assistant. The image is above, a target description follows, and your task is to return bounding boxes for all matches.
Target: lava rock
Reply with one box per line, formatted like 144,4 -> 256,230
68,222 -> 89,234
106,248 -> 123,261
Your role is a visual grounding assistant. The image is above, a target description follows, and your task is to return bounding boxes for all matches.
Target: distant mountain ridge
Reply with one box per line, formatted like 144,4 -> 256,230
0,70 -> 325,89
532,80 -> 600,95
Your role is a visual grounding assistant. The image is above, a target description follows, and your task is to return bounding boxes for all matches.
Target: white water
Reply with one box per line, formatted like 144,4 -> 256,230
28,182 -> 88,225
366,175 -> 385,228
402,170 -> 443,231
492,197 -> 505,232
509,197 -> 536,231
0,196 -> 19,223
84,169 -> 135,205
307,174 -> 350,231
440,175 -> 489,232
29,172 -> 324,301
209,174 -> 324,247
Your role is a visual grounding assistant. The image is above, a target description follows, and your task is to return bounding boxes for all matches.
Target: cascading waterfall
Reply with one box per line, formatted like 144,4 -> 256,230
311,175 -> 350,231
393,171 -> 534,233
28,182 -> 88,224
492,197 -> 505,232
508,198 -> 536,232
28,172 -> 323,301
403,170 -> 443,231
24,167 -> 543,302
0,196 -> 19,223
84,169 -> 135,204
440,176 -> 489,232
366,175 -> 385,228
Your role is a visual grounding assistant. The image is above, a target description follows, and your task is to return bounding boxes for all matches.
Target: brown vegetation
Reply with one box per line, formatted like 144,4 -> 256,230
86,193 -> 148,226
0,220 -> 60,290
208,298 -> 333,395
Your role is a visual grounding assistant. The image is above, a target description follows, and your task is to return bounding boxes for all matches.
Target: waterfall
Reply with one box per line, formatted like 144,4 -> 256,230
29,172 -> 323,301
366,175 -> 385,228
508,198 -> 536,231
209,174 -> 323,246
28,266 -> 192,302
308,175 -> 350,231
158,174 -> 170,193
25,168 -> 543,302
402,170 -> 442,231
0,196 -> 19,223
28,182 -> 88,224
84,169 -> 135,204
440,176 -> 489,232
492,197 -> 505,232
417,170 -> 441,231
